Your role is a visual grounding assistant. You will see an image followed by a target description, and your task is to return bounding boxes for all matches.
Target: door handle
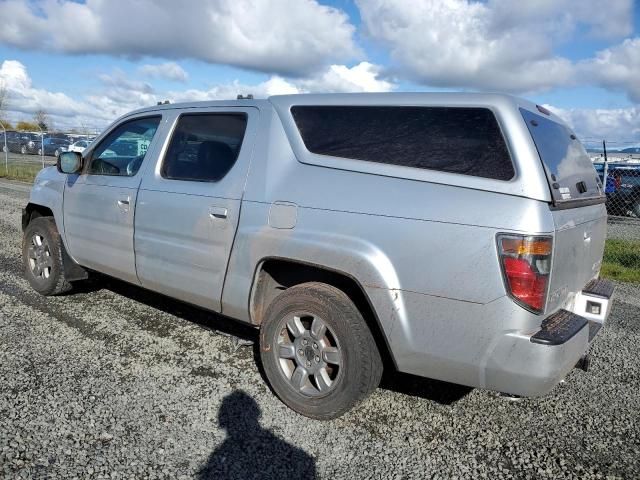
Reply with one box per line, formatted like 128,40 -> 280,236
117,197 -> 130,212
209,206 -> 228,219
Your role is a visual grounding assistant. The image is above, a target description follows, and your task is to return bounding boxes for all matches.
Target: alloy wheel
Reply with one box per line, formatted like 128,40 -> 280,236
27,234 -> 53,281
275,313 -> 343,397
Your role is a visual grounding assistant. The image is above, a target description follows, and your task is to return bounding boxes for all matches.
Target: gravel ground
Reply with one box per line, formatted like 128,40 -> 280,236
607,216 -> 640,241
1,180 -> 639,479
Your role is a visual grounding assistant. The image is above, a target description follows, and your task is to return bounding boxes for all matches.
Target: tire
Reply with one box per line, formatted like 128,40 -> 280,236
632,202 -> 640,219
54,149 -> 60,157
20,145 -> 26,155
22,217 -> 72,296
38,148 -> 43,156
260,282 -> 383,420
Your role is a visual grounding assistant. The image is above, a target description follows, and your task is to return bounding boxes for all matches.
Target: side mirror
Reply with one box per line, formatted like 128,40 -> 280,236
57,151 -> 83,174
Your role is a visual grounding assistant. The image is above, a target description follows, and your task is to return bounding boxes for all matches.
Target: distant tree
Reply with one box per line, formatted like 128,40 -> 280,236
0,119 -> 12,130
16,120 -> 40,131
34,109 -> 50,131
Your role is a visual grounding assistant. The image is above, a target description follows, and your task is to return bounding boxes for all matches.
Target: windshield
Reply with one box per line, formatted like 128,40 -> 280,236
521,108 -> 603,204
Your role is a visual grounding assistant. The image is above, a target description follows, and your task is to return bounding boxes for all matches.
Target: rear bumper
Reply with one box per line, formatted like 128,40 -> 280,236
484,278 -> 614,396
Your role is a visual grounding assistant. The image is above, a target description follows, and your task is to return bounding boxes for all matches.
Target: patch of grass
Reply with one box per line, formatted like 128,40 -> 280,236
0,163 -> 43,183
601,238 -> 640,283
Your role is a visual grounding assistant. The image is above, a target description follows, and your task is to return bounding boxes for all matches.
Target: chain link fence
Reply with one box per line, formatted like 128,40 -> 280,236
591,153 -> 640,282
593,158 -> 640,220
0,125 -> 99,181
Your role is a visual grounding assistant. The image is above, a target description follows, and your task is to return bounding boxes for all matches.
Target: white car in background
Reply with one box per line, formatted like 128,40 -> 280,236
68,140 -> 91,153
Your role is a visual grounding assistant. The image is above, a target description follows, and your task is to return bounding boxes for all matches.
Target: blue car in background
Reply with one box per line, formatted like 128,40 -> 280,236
39,137 -> 71,157
594,162 -> 640,217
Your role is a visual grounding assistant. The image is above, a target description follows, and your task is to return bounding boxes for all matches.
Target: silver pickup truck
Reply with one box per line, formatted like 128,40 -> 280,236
22,93 -> 614,419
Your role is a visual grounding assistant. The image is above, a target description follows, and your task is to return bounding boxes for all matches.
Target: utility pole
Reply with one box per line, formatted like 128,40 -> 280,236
602,140 -> 609,189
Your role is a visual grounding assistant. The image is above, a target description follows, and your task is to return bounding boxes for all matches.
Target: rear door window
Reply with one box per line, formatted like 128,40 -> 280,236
291,106 -> 515,181
161,114 -> 247,182
520,108 -> 602,204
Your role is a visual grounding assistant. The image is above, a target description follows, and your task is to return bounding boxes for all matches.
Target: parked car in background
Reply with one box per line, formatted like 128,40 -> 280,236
39,137 -> 71,157
4,131 -> 40,155
594,163 -> 640,217
22,93 -> 614,419
68,140 -> 90,153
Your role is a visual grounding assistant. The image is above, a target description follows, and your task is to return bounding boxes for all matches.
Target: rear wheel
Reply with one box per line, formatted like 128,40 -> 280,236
22,217 -> 72,296
260,282 -> 382,419
54,148 -> 60,157
632,201 -> 640,219
20,145 -> 26,155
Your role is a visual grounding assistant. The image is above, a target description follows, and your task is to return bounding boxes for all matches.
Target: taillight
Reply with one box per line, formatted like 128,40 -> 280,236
498,235 -> 552,313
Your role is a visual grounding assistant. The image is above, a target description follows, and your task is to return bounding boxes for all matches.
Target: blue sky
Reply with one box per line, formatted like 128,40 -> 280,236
0,0 -> 639,146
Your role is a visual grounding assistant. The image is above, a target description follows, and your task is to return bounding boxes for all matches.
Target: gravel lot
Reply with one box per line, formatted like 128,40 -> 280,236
1,179 -> 639,479
607,216 -> 640,241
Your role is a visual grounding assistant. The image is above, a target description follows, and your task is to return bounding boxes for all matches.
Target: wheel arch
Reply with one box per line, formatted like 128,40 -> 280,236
22,203 -> 88,282
249,257 -> 397,369
22,203 -> 55,231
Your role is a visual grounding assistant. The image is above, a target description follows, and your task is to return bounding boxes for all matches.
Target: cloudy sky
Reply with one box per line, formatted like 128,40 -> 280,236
0,0 -> 638,147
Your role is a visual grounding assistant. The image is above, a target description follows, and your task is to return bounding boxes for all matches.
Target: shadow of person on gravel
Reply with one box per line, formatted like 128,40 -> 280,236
198,391 -> 316,480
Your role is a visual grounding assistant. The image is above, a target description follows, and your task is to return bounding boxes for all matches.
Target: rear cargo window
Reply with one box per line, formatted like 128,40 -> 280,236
520,108 -> 602,204
291,106 -> 514,180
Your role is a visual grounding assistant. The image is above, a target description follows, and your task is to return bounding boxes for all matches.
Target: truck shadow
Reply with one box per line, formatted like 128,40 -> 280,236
197,390 -> 317,479
78,274 -> 471,406
379,372 -> 472,405
73,274 -> 258,342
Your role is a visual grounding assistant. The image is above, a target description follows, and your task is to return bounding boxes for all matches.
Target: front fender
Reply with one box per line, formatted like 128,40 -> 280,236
27,167 -> 66,233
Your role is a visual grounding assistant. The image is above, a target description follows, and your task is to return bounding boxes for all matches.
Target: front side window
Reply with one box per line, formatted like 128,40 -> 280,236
161,113 -> 247,182
291,106 -> 515,180
88,116 -> 161,177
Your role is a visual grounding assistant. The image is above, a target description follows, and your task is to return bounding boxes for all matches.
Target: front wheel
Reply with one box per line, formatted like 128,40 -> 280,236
632,201 -> 640,219
260,282 -> 382,420
22,217 -> 72,295
20,145 -> 26,155
54,149 -> 60,157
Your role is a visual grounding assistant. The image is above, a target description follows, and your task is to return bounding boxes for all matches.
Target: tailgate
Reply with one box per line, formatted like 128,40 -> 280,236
546,204 -> 607,312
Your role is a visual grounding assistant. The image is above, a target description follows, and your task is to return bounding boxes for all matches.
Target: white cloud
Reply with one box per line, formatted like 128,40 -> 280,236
0,0 -> 360,76
3,56 -> 636,148
356,0 -> 634,94
166,62 -> 393,102
0,60 -> 99,123
545,104 -> 640,146
578,38 -> 640,103
138,62 -> 188,83
298,62 -> 394,93
0,60 -> 393,129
